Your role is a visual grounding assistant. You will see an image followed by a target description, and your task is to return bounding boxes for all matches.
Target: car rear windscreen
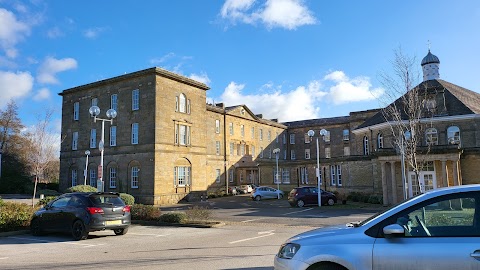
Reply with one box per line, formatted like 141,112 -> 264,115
89,195 -> 125,206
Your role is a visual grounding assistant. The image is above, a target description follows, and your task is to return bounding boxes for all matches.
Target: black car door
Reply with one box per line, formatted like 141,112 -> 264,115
42,196 -> 71,232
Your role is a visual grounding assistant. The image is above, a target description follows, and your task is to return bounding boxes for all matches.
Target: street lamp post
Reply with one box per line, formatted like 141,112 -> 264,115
89,106 -> 117,192
273,148 -> 280,199
84,150 -> 90,185
308,129 -> 328,207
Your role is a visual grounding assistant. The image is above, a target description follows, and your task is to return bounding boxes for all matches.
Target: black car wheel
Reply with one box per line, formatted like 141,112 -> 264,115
71,220 -> 88,241
30,218 -> 43,236
113,227 -> 129,235
255,195 -> 261,201
327,198 -> 335,206
297,200 -> 305,207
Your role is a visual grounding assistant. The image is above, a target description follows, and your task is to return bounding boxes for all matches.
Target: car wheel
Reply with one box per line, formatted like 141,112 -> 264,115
30,218 -> 43,236
71,220 -> 88,241
327,198 -> 335,206
308,262 -> 347,270
255,195 -> 261,201
297,200 -> 305,207
113,227 -> 129,235
278,194 -> 283,199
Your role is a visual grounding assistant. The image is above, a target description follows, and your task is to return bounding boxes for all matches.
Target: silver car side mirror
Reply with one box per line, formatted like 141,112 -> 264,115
383,224 -> 405,236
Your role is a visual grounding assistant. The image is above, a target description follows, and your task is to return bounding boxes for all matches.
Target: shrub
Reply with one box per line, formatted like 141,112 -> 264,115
0,202 -> 37,232
37,189 -> 60,196
185,205 -> 212,222
367,194 -> 382,204
0,197 -> 4,207
159,212 -> 187,224
36,196 -> 57,206
120,193 -> 135,205
65,185 -> 98,193
131,204 -> 161,220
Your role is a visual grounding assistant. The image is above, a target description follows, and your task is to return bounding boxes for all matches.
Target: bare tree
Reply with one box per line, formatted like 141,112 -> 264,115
24,110 -> 60,206
379,48 -> 435,198
0,100 -> 25,153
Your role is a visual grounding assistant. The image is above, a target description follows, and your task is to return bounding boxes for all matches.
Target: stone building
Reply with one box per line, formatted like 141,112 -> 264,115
59,50 -> 480,205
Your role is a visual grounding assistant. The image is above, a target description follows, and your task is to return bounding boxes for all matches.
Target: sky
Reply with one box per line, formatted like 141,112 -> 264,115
1,0 -> 480,134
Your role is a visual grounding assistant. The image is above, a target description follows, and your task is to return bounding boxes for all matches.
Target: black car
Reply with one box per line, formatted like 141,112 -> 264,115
288,186 -> 337,207
30,192 -> 131,240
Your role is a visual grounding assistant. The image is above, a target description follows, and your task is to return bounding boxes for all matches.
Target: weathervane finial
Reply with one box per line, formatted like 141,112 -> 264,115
427,40 -> 431,51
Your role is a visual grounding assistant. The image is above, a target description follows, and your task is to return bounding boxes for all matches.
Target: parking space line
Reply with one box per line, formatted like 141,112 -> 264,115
229,232 -> 275,244
241,218 -> 264,223
281,208 -> 313,216
128,233 -> 171,237
9,236 -> 105,248
0,257 -> 8,260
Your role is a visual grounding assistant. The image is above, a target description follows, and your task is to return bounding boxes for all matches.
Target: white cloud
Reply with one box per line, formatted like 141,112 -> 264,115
33,87 -> 51,101
189,72 -> 211,85
0,8 -> 30,58
0,70 -> 34,107
323,70 -> 384,104
83,27 -> 107,39
37,57 -> 78,84
47,27 -> 63,38
220,0 -> 316,30
150,52 -> 176,65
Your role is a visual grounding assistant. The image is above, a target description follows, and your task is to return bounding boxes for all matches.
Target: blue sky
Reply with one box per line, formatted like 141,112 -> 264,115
1,0 -> 479,133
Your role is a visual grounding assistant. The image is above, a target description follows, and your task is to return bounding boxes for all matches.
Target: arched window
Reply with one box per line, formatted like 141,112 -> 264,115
179,93 -> 186,113
174,158 -> 192,187
363,136 -> 369,155
404,130 -> 412,141
447,126 -> 461,145
425,128 -> 438,145
377,133 -> 384,149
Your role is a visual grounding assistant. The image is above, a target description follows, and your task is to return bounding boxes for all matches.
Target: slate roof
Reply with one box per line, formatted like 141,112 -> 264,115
355,79 -> 480,130
283,116 -> 351,128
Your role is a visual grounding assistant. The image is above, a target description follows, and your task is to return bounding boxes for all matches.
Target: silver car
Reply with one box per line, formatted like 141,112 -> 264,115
251,186 -> 284,201
275,184 -> 480,270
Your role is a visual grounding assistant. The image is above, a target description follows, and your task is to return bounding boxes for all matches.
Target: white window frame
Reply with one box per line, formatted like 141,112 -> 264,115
259,129 -> 263,141
71,169 -> 78,186
72,132 -> 78,150
90,129 -> 96,149
290,134 -> 295,144
305,149 -> 311,159
305,133 -> 311,143
215,120 -> 220,134
241,125 -> 245,137
187,99 -> 191,114
267,131 -> 271,141
343,129 -> 349,141
337,165 -> 342,186
325,147 -> 331,159
283,134 -> 287,144
260,147 -> 264,158
282,168 -> 290,184
229,169 -> 234,183
109,167 -> 117,188
324,131 -> 331,143
216,141 -> 220,155
110,126 -> 117,146
132,89 -> 139,111
447,126 -> 461,145
251,145 -> 255,157
91,98 -> 98,107
229,123 -> 234,135
330,165 -> 336,186
111,94 -> 118,110
283,150 -> 287,160
89,168 -> 96,187
230,142 -> 234,155
131,166 -> 139,188
179,93 -> 186,113
291,150 -> 296,160
131,123 -> 139,145
215,169 -> 221,183
426,128 -> 438,145
363,136 -> 369,155
174,166 -> 190,187
377,133 -> 384,149
251,127 -> 255,139
73,102 -> 79,121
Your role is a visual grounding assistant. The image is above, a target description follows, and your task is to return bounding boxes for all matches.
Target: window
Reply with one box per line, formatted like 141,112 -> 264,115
91,98 -> 98,107
215,141 -> 221,155
215,120 -> 220,134
291,150 -> 296,160
240,172 -> 244,183
337,165 -> 342,186
90,129 -> 96,148
260,147 -> 264,158
283,134 -> 287,144
282,168 -> 290,184
131,167 -> 139,188
300,167 -> 309,185
426,128 -> 438,145
447,126 -> 461,145
290,134 -> 295,144
240,144 -> 245,155
305,149 -> 311,159
404,131 -> 412,141
343,129 -> 349,141
251,127 -> 255,139
363,136 -> 369,155
175,96 -> 178,111
109,167 -> 117,188
174,166 -> 190,187
229,169 -> 234,183
241,125 -> 245,137
179,93 -> 186,113
330,166 -> 336,186
89,168 -> 97,187
110,126 -> 116,146
187,99 -> 191,114
132,89 -> 139,110
344,146 -> 350,156
111,94 -> 117,110
131,123 -> 139,144
324,131 -> 331,143
229,123 -> 234,135
377,133 -> 384,149
305,133 -> 311,143
71,169 -> 78,186
175,124 -> 190,146
230,142 -> 234,155
72,132 -> 78,150
325,147 -> 331,159
276,132 -> 279,143
268,148 -> 272,159
259,129 -> 263,140
73,102 -> 79,121
215,169 -> 221,183
274,168 -> 280,184
267,131 -> 271,141
251,145 -> 255,157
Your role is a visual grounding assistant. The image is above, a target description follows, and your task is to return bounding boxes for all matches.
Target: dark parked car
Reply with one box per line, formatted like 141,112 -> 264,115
288,186 -> 337,207
30,192 -> 131,240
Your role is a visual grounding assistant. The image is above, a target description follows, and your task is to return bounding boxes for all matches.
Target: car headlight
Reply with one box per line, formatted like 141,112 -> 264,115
277,243 -> 300,259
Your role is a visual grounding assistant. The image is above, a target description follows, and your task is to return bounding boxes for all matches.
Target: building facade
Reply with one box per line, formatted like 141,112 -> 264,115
59,51 -> 480,205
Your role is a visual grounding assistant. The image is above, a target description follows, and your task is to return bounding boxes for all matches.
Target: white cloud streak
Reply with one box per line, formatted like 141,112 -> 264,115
37,57 -> 78,84
220,0 -> 316,30
189,72 -> 211,85
0,70 -> 34,107
323,70 -> 384,104
33,87 -> 51,101
0,8 -> 30,58
83,27 -> 107,39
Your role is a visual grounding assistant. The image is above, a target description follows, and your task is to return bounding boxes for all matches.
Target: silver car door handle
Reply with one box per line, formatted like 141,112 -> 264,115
470,251 -> 480,259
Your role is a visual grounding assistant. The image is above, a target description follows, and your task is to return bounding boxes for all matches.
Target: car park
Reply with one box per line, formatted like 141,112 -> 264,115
30,192 -> 131,241
275,184 -> 480,270
251,186 -> 284,201
288,186 -> 337,207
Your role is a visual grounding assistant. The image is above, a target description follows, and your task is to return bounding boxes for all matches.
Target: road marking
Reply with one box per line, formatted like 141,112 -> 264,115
229,232 -> 275,244
0,257 -> 8,260
241,218 -> 264,223
258,230 -> 275,235
281,208 -> 314,216
128,233 -> 171,237
9,236 -> 105,248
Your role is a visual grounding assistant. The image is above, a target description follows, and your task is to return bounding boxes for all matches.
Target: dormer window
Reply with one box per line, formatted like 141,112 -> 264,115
447,126 -> 461,145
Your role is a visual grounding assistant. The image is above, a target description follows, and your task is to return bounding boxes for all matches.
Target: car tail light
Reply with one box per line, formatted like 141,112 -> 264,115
123,205 -> 131,212
87,207 -> 104,214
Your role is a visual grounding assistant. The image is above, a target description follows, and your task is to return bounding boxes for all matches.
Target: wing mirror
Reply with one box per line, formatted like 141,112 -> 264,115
383,224 -> 406,237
